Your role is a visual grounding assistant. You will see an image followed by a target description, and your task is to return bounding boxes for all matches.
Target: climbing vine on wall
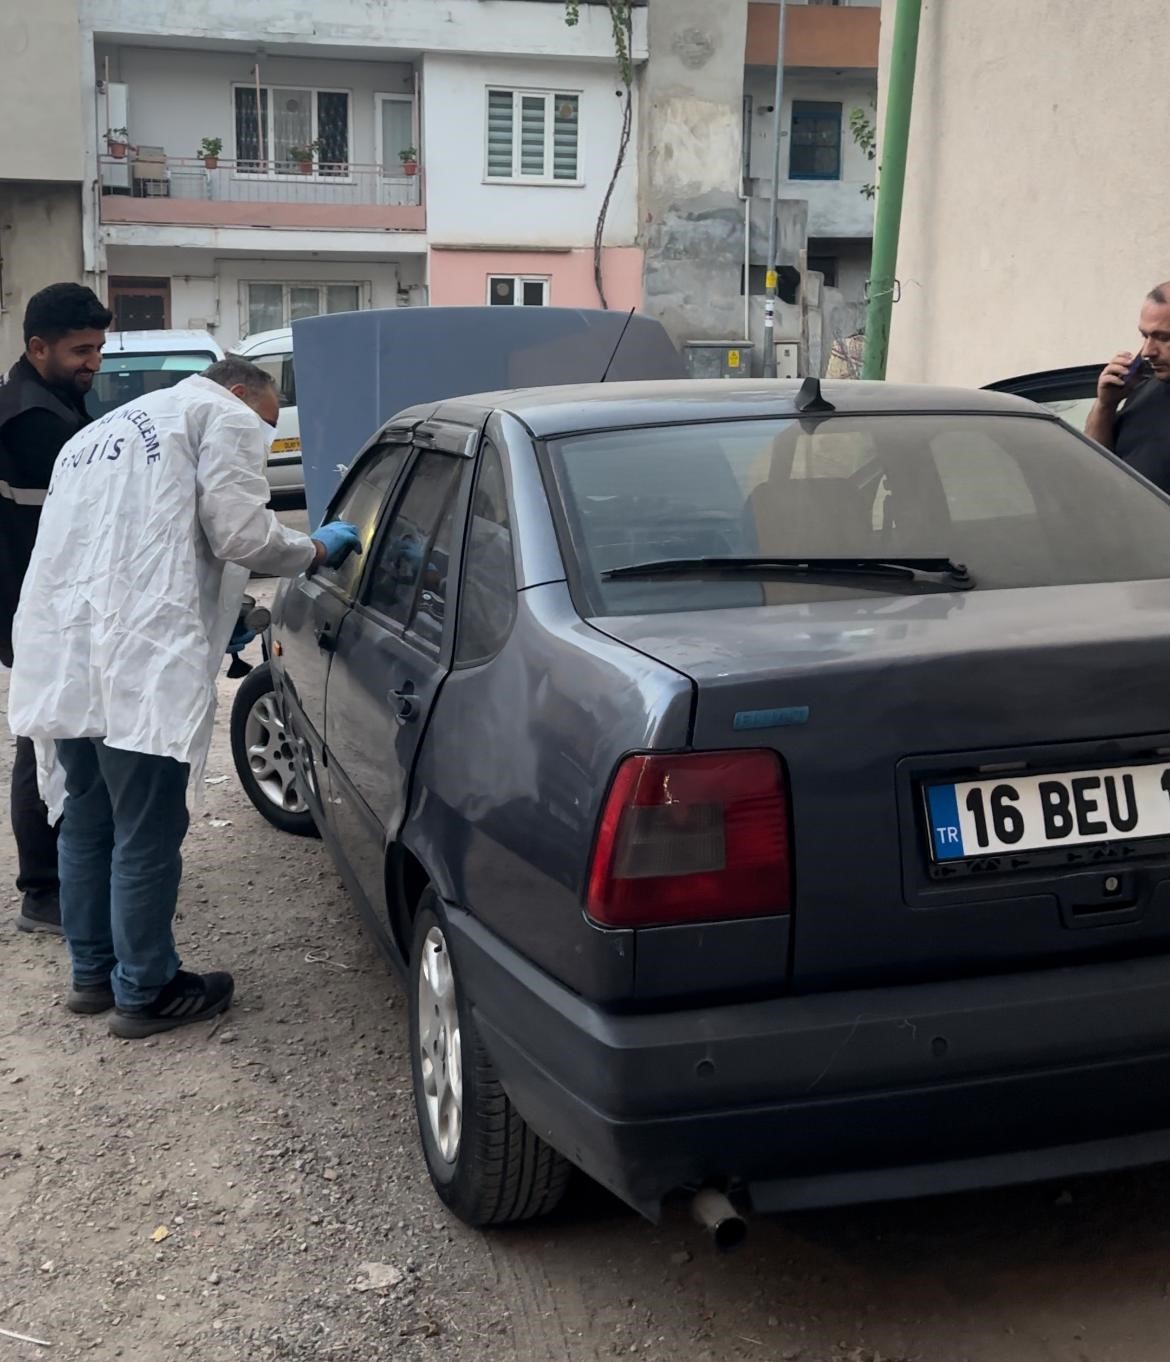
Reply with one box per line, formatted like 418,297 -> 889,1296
564,1 -> 635,308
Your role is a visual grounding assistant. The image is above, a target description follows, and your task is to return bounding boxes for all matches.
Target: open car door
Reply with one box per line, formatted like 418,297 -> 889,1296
984,364 -> 1101,434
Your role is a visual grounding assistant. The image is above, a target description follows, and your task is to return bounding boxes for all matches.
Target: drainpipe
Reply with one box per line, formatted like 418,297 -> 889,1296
761,0 -> 787,379
860,0 -> 923,380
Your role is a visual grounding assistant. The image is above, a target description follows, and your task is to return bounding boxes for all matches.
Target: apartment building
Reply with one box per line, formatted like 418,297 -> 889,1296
80,0 -> 647,344
638,0 -> 877,375
0,0 -> 87,358
880,0 -> 1170,387
744,0 -> 879,339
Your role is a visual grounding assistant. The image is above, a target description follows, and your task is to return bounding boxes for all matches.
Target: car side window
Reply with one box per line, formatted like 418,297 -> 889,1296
317,441 -> 411,597
251,352 -> 296,407
364,451 -> 463,634
456,441 -> 517,667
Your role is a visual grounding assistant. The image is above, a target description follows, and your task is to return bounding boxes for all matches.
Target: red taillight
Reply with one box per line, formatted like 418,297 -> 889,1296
586,750 -> 792,928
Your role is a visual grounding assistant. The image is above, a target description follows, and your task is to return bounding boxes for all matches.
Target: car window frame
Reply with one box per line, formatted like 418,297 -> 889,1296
350,442 -> 476,669
312,436 -> 415,604
453,436 -> 520,670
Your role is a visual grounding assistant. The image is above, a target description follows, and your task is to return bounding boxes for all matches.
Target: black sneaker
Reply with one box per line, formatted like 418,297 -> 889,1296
17,894 -> 63,936
66,981 -> 116,1015
108,969 -> 234,1040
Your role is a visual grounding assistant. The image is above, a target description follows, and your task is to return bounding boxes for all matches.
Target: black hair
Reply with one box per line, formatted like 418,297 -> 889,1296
23,282 -> 113,346
1149,284 -> 1170,305
203,355 -> 278,397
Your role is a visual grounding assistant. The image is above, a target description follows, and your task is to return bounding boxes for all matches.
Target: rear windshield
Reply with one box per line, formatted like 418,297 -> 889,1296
546,413 -> 1170,616
88,352 -> 214,418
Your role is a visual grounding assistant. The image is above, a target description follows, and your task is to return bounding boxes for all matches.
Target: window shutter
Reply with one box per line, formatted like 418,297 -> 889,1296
553,94 -> 579,181
520,95 -> 546,177
487,90 -> 514,178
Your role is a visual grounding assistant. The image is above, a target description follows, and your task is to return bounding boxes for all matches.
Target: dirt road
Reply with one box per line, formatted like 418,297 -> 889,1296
6,580 -> 1170,1360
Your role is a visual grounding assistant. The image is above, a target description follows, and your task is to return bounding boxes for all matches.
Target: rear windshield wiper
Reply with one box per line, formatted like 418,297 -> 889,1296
601,556 -> 974,590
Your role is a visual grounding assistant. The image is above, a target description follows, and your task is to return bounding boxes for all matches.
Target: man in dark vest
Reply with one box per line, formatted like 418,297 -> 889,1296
1087,281 -> 1170,485
0,282 -> 111,933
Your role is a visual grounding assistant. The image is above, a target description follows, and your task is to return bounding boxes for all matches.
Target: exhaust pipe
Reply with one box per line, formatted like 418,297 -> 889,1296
692,1188 -> 747,1253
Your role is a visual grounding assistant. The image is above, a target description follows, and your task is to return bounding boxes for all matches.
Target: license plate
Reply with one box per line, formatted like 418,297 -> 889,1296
925,761 -> 1170,861
270,437 -> 301,453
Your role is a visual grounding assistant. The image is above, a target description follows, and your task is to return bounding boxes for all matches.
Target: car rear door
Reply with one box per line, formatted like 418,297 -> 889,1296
273,437 -> 412,807
322,420 -> 477,913
983,365 -> 1101,433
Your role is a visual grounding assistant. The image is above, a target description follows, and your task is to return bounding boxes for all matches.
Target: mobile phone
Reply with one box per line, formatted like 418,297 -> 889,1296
1126,354 -> 1149,382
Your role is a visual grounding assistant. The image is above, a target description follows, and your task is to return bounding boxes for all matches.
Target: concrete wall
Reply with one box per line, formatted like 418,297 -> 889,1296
93,46 -> 414,167
0,0 -> 84,182
0,185 -> 86,359
422,53 -> 639,248
428,247 -> 643,310
880,0 -> 1170,387
639,0 -> 751,345
744,68 -> 875,238
104,246 -> 421,343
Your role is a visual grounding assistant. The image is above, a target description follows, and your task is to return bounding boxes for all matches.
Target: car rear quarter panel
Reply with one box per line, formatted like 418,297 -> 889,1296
403,580 -> 693,1002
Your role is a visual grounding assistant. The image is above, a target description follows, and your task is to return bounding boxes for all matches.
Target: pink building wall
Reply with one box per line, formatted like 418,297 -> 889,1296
428,247 -> 644,311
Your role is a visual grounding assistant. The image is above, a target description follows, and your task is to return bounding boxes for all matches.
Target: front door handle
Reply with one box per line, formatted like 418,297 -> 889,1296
391,682 -> 418,724
315,622 -> 336,653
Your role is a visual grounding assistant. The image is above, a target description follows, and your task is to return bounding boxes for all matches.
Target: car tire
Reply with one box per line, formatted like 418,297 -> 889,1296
229,661 -> 319,838
408,892 -> 571,1226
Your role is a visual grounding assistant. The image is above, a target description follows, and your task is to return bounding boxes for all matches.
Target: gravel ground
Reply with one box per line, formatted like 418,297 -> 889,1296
7,563 -> 1170,1360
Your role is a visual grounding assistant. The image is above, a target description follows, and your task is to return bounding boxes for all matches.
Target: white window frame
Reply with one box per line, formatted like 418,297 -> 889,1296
483,87 -> 583,187
240,280 -> 371,337
486,275 -> 551,307
374,92 -> 417,177
231,83 -> 354,182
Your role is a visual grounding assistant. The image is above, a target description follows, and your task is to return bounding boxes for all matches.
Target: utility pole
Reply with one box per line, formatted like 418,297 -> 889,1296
762,0 -> 787,379
861,0 -> 923,380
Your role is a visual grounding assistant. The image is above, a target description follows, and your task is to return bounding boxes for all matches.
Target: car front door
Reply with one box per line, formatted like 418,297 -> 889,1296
273,437 -> 412,810
984,365 -> 1101,433
323,424 -> 476,915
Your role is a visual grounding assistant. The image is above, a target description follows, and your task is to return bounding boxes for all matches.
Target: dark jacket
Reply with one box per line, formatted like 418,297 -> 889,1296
0,357 -> 91,667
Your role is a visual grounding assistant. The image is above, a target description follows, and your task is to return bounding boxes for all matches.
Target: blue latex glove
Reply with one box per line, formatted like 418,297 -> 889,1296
226,623 -> 256,655
312,520 -> 363,568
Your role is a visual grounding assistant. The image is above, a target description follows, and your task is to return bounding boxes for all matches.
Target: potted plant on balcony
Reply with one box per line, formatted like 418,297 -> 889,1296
288,141 -> 320,175
398,146 -> 419,176
107,127 -> 130,159
199,137 -> 223,170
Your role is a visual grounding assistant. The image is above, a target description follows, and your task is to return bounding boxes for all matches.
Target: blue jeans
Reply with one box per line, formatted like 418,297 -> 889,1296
55,739 -> 190,1009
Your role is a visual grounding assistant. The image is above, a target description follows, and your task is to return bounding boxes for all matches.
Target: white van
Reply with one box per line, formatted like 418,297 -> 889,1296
89,329 -> 224,418
232,328 -> 302,497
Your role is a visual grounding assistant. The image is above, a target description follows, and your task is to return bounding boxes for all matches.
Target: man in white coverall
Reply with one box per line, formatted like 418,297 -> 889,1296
8,356 -> 361,1039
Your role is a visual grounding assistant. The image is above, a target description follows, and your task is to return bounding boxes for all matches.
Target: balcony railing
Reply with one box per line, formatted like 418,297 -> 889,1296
98,155 -> 425,232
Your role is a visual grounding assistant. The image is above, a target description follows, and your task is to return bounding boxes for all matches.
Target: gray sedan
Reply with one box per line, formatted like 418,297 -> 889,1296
233,378 -> 1170,1231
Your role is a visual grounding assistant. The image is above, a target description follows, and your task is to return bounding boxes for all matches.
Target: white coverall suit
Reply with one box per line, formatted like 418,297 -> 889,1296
7,374 -> 318,1006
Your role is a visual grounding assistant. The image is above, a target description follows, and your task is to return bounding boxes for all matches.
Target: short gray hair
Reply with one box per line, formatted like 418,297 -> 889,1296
203,355 -> 277,396
1148,283 -> 1170,305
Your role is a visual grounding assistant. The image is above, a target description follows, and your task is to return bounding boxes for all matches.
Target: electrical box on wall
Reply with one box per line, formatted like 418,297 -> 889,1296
774,343 -> 799,380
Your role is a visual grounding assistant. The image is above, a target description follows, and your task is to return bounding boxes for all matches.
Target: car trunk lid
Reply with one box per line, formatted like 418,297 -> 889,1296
592,579 -> 1170,989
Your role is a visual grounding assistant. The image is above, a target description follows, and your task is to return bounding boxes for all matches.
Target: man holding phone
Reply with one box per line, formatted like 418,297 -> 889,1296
1086,282 -> 1170,490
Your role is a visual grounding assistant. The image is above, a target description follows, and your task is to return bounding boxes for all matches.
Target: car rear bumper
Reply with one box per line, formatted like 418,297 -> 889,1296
445,907 -> 1170,1219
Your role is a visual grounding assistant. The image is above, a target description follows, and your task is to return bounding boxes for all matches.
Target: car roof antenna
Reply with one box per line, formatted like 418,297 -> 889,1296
794,376 -> 836,413
599,308 -> 637,383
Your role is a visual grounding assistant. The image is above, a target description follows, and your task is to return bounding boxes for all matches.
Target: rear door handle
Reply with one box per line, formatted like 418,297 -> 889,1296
391,682 -> 418,724
315,623 -> 336,653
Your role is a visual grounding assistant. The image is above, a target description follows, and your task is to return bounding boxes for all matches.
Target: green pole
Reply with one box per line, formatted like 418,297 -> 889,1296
861,0 -> 923,381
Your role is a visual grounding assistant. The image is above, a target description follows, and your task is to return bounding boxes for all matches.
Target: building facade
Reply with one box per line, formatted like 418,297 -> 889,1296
80,0 -> 647,345
0,0 -> 87,358
880,0 -> 1170,387
638,0 -> 877,374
